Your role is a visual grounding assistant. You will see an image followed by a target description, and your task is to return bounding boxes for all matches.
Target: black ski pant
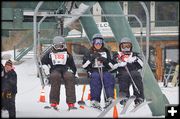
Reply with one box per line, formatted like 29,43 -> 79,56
117,71 -> 144,100
49,70 -> 76,104
2,92 -> 16,118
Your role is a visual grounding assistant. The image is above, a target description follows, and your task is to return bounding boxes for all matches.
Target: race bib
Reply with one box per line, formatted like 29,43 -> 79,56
93,59 -> 103,68
50,51 -> 68,65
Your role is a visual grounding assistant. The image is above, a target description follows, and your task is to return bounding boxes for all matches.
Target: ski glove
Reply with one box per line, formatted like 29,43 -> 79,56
87,71 -> 91,78
75,72 -> 79,78
113,62 -> 127,69
2,91 -> 13,99
90,52 -> 101,61
42,65 -> 50,75
118,62 -> 127,67
98,57 -> 108,64
127,56 -> 137,63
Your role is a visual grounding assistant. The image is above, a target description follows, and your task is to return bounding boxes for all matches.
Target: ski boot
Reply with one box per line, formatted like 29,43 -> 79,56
134,97 -> 144,107
90,100 -> 102,111
50,103 -> 59,110
120,97 -> 128,107
67,103 -> 77,110
104,97 -> 114,109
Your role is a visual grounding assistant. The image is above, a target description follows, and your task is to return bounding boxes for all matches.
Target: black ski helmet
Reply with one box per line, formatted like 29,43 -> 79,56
52,36 -> 66,50
91,33 -> 104,48
119,37 -> 132,52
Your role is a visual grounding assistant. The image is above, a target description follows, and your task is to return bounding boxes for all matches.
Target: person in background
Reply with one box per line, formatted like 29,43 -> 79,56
1,60 -> 17,118
82,34 -> 115,110
112,37 -> 144,106
1,63 -> 5,78
1,63 -> 6,111
41,36 -> 79,110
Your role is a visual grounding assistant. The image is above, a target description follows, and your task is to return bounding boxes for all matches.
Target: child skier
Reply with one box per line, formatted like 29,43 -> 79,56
112,37 -> 144,106
82,34 -> 115,110
41,36 -> 79,110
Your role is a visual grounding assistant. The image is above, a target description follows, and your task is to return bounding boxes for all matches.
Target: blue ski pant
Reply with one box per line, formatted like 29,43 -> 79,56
90,71 -> 115,102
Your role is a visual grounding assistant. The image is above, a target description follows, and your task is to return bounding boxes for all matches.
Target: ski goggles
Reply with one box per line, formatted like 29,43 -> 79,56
93,39 -> 103,45
53,43 -> 65,50
121,43 -> 132,49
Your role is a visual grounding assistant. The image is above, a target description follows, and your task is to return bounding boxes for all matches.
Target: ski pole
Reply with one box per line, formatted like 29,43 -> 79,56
98,66 -> 108,102
164,65 -> 173,87
124,66 -> 140,94
77,85 -> 86,105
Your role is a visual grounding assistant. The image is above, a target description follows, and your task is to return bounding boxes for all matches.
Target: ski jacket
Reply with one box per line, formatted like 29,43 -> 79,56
1,63 -> 5,77
112,51 -> 143,75
41,48 -> 77,75
2,69 -> 17,94
82,47 -> 113,73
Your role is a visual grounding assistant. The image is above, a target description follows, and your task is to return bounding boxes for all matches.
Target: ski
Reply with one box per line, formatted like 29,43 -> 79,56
97,97 -> 125,118
130,100 -> 152,113
79,104 -> 102,112
44,105 -> 79,111
89,105 -> 102,112
44,106 -> 59,111
120,95 -> 136,114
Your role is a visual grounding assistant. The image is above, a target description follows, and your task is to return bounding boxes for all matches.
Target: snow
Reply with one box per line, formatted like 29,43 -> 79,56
1,50 -> 179,118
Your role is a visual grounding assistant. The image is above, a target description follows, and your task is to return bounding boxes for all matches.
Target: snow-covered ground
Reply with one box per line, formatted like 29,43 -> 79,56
1,50 -> 179,118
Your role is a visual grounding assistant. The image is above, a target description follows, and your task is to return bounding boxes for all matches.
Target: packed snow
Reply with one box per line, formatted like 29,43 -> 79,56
1,50 -> 179,118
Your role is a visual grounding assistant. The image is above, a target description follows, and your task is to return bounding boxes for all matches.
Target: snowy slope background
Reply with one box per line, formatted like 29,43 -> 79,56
1,50 -> 179,118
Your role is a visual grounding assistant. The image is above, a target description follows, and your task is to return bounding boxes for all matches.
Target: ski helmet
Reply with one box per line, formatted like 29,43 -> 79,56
119,37 -> 132,53
91,34 -> 104,48
52,36 -> 66,50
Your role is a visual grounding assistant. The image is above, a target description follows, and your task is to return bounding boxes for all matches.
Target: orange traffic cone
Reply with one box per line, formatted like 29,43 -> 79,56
113,106 -> 118,118
113,88 -> 118,118
87,90 -> 91,100
39,88 -> 46,103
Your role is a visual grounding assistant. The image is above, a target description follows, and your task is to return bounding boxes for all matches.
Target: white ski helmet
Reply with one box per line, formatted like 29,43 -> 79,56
52,36 -> 66,50
119,37 -> 132,52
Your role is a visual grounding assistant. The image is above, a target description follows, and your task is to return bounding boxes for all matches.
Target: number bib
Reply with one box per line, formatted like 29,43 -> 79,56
50,51 -> 68,65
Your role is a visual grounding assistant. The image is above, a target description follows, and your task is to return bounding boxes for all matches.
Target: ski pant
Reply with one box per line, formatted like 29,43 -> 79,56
117,71 -> 144,99
90,71 -> 115,102
49,70 -> 76,104
2,92 -> 16,118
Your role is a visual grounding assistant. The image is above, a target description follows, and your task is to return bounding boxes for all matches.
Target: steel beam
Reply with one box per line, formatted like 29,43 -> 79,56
75,1 -> 100,42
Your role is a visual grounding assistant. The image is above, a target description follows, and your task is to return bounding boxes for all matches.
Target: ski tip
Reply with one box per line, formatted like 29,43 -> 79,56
44,106 -> 51,109
77,101 -> 86,105
68,107 -> 78,111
